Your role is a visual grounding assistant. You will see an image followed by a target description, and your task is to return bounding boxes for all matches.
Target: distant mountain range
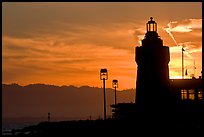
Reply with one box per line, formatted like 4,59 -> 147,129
2,83 -> 135,121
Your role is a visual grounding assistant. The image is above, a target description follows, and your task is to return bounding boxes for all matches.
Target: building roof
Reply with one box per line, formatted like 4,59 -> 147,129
169,78 -> 202,89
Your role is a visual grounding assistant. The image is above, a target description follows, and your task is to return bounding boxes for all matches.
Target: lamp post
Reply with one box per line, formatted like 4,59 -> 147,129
100,68 -> 108,120
112,80 -> 118,106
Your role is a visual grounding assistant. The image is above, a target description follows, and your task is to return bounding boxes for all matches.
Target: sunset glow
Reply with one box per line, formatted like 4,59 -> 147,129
2,2 -> 202,90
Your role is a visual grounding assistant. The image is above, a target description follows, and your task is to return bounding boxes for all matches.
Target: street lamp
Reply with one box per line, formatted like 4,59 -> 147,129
112,79 -> 118,106
100,68 -> 108,120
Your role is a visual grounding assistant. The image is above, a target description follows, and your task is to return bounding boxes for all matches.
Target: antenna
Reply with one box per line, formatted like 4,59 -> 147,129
182,47 -> 185,79
194,59 -> 196,77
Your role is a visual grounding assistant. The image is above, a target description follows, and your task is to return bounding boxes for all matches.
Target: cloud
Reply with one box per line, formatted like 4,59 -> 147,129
163,19 -> 202,33
178,42 -> 202,53
161,19 -> 202,53
2,2 -> 202,88
2,34 -> 136,89
129,27 -> 146,46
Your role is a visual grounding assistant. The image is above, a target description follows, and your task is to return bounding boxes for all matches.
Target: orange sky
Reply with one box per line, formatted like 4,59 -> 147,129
2,2 -> 202,90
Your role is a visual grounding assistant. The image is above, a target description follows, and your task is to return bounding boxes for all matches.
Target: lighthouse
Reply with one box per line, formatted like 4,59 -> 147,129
135,17 -> 171,111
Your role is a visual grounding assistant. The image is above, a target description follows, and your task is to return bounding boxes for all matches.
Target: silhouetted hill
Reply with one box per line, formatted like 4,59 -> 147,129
2,83 -> 135,120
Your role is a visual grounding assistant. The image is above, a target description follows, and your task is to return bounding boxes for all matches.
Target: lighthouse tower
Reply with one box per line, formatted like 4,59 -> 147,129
135,17 -> 170,111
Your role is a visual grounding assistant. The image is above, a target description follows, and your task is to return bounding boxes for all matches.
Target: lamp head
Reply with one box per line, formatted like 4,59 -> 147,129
112,79 -> 118,88
100,68 -> 108,80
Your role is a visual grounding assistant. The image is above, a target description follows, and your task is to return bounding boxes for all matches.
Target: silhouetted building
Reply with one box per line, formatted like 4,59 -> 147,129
170,77 -> 203,103
135,17 -> 171,111
109,17 -> 203,129
111,103 -> 137,120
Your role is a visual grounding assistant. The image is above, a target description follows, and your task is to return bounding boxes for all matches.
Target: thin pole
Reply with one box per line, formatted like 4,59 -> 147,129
194,59 -> 196,77
48,112 -> 50,122
103,78 -> 106,120
182,47 -> 184,79
114,87 -> 117,106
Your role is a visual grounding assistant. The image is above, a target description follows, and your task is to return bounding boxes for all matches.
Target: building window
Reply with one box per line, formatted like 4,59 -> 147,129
181,89 -> 196,100
198,90 -> 202,100
189,89 -> 195,100
181,89 -> 187,100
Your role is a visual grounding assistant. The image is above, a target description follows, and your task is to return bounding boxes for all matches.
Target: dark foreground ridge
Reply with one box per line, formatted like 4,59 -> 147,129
8,109 -> 204,135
